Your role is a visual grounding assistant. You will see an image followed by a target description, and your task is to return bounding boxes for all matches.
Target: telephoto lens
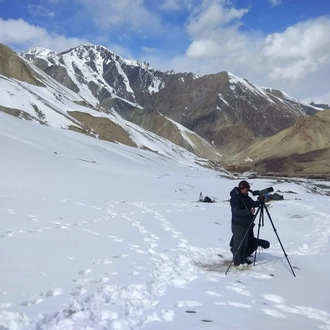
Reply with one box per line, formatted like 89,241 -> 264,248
249,187 -> 274,196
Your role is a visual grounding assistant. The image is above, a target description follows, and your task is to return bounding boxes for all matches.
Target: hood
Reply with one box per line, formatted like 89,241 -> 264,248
230,186 -> 241,198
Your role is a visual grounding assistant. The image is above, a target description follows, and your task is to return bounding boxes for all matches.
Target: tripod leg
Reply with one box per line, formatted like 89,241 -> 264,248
263,203 -> 296,277
225,207 -> 261,275
253,204 -> 264,265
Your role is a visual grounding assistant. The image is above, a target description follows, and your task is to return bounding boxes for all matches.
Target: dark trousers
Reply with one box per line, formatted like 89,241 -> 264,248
231,224 -> 249,266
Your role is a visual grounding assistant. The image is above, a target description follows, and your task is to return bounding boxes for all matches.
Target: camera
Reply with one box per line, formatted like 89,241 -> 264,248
249,187 -> 274,196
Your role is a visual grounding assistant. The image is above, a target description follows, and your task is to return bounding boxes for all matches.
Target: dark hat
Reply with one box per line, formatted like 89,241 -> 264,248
238,180 -> 250,189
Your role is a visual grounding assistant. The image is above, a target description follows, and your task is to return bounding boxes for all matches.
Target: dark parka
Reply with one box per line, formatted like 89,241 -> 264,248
230,187 -> 260,227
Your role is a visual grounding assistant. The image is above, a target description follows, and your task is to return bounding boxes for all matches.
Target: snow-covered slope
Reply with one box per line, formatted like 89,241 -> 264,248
1,43 -> 222,163
1,110 -> 330,330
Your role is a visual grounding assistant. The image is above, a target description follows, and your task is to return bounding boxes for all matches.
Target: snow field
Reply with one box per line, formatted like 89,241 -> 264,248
0,113 -> 330,329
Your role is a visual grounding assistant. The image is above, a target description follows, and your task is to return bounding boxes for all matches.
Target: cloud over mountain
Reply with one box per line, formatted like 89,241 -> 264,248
0,0 -> 329,104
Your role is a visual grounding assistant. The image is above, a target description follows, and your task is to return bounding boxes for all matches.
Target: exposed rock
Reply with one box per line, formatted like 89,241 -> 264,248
68,111 -> 136,147
228,110 -> 330,175
0,43 -> 43,86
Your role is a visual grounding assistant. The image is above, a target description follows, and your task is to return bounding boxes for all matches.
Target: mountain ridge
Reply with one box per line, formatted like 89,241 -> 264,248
21,43 -> 322,155
3,42 -> 330,175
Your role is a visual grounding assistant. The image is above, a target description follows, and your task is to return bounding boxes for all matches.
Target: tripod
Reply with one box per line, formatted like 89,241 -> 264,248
225,200 -> 296,277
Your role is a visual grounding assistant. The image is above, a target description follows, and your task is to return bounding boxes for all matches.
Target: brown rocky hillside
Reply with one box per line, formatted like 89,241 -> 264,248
227,110 -> 330,176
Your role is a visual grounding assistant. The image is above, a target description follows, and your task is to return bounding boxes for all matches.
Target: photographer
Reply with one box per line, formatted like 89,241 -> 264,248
229,180 -> 261,269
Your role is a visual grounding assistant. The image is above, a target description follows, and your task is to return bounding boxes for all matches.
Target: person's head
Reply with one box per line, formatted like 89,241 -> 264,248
238,180 -> 250,195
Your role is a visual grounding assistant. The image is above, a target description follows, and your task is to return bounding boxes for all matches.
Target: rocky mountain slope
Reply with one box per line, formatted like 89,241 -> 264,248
3,42 -> 329,176
0,43 -> 222,166
21,43 -> 321,155
228,110 -> 330,176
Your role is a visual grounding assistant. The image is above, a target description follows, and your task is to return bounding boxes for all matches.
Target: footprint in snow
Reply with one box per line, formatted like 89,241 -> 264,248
112,254 -> 129,259
262,308 -> 286,318
90,205 -> 102,210
71,286 -> 88,296
215,301 -> 252,308
29,215 -> 39,222
225,283 -> 251,297
107,235 -> 124,242
176,301 -> 202,308
20,288 -> 63,306
78,269 -> 92,276
93,259 -> 113,265
206,291 -> 224,297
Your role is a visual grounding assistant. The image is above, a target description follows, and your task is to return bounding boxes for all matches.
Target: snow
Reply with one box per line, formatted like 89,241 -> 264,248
218,93 -> 229,107
114,61 -> 135,97
1,111 -> 330,330
0,73 -> 187,157
148,76 -> 162,94
228,72 -> 276,105
21,47 -> 57,58
0,77 -> 77,128
262,87 -> 324,111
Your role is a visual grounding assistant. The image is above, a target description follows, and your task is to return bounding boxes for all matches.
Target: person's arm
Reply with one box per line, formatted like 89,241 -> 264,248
250,197 -> 261,208
231,198 -> 254,217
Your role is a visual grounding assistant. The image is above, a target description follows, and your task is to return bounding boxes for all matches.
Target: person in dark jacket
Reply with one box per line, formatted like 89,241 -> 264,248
230,180 -> 260,269
229,225 -> 270,258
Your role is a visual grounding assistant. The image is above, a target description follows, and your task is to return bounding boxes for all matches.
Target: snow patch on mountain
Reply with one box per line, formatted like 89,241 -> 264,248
21,47 -> 57,58
263,87 -> 324,111
228,72 -> 276,105
218,93 -> 230,107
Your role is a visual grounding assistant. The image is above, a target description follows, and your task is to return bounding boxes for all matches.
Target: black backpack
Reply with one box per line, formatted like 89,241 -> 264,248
203,196 -> 213,203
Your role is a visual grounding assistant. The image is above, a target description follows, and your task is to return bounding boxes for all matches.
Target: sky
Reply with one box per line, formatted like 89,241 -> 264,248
0,0 -> 330,105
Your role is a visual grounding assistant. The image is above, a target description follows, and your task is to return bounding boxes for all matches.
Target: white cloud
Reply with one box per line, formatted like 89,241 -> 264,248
186,0 -> 249,39
0,18 -> 87,52
303,91 -> 330,107
270,0 -> 281,7
159,0 -> 196,11
146,1 -> 330,104
28,5 -> 55,18
181,2 -> 329,100
263,17 -> 330,81
74,0 -> 164,35
1,0 -> 329,104
159,0 -> 181,10
142,46 -> 158,53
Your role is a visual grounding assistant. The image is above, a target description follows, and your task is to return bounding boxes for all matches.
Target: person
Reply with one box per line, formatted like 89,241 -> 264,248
229,180 -> 261,269
229,224 -> 270,259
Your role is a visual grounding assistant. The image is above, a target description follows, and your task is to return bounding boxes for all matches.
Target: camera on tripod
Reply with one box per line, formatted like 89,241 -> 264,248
249,187 -> 274,196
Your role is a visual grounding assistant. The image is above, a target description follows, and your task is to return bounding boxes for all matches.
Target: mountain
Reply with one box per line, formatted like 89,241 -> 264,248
227,109 -> 330,176
0,43 -> 223,165
310,101 -> 329,110
21,43 -> 322,155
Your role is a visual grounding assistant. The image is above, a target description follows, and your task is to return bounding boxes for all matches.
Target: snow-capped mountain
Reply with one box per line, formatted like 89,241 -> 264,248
0,43 -> 222,164
21,43 -> 322,155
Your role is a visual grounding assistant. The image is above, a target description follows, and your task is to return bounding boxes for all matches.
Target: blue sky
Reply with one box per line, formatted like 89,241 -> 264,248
0,0 -> 330,104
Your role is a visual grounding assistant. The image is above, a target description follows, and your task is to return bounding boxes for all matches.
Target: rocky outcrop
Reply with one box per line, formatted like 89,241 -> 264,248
0,44 -> 43,86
